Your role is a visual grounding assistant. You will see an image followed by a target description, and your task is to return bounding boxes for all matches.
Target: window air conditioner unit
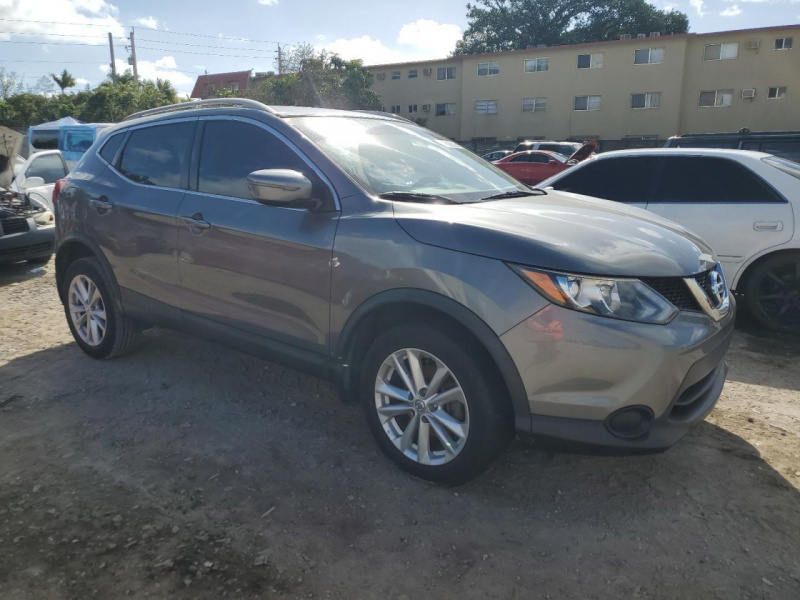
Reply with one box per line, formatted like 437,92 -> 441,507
650,32 -> 661,37
423,68 -> 432,76
637,33 -> 647,39
422,104 -> 431,112
746,40 -> 760,50
620,34 -> 632,40
742,88 -> 756,99
376,72 -> 385,80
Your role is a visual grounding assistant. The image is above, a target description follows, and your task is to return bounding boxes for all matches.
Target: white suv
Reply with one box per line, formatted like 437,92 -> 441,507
541,148 -> 800,334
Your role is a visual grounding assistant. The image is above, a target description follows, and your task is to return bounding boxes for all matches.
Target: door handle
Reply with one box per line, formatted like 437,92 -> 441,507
89,196 -> 113,212
180,213 -> 211,230
753,221 -> 783,231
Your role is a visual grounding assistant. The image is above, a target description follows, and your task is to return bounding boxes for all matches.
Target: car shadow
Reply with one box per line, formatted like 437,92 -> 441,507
0,260 -> 50,289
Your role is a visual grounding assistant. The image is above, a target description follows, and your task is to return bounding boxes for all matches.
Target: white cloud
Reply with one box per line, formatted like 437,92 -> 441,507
720,4 -> 742,14
136,16 -> 158,28
258,0 -> 279,5
317,19 -> 462,65
75,77 -> 90,86
690,0 -> 706,15
0,0 -> 124,43
100,56 -> 194,93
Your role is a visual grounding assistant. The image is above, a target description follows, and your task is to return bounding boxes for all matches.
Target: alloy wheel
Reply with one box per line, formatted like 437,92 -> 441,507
68,274 -> 107,347
374,348 -> 470,466
754,261 -> 800,330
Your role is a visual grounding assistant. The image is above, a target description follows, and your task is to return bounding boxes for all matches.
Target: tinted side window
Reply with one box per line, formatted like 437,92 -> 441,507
654,157 -> 782,203
31,131 -> 59,151
197,120 -> 330,202
530,154 -> 550,163
26,154 -> 67,183
119,122 -> 195,188
509,155 -> 530,163
758,141 -> 800,162
672,139 -> 739,149
550,157 -> 660,203
99,133 -> 124,164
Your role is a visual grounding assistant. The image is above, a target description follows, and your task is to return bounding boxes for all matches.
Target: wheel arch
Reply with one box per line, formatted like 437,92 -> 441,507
55,235 -> 116,303
732,247 -> 800,293
336,289 -> 531,433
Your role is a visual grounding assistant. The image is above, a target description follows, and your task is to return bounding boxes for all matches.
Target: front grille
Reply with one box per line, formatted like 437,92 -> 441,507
0,217 -> 29,236
0,241 -> 53,261
692,270 -> 717,300
641,276 -> 702,312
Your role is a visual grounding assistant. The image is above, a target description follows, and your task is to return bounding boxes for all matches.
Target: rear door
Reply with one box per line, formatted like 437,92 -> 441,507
647,156 -> 793,281
90,120 -> 196,310
545,156 -> 660,209
176,117 -> 340,353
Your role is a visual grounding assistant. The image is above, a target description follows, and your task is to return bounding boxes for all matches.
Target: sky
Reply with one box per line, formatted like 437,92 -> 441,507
0,0 -> 798,96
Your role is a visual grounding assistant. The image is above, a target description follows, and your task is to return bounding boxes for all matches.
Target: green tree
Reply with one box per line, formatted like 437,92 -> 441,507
454,0 -> 689,55
245,51 -> 381,110
51,69 -> 77,94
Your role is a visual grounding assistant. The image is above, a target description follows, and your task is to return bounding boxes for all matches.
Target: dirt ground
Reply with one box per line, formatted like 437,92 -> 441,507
1,261 -> 799,600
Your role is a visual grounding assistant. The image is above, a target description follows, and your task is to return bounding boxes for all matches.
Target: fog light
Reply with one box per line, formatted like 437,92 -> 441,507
606,406 -> 654,439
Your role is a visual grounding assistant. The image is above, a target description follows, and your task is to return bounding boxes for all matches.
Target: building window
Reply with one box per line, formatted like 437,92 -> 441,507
775,37 -> 793,50
391,71 -> 401,80
522,97 -> 547,112
435,103 -> 456,116
390,105 -> 401,113
634,48 -> 665,65
205,83 -> 215,95
408,69 -> 418,79
408,104 -> 418,113
574,95 -> 601,111
477,61 -> 500,76
229,82 -> 239,92
631,92 -> 661,109
577,53 -> 604,69
437,66 -> 456,80
768,86 -> 787,99
703,42 -> 739,61
475,100 -> 498,115
524,57 -> 548,72
698,90 -> 733,107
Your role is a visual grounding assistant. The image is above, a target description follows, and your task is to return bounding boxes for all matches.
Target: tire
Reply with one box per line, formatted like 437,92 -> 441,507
61,257 -> 140,359
359,323 -> 513,484
27,254 -> 52,265
743,253 -> 800,335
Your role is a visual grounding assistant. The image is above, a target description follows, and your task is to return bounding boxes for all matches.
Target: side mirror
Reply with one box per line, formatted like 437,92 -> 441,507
247,169 -> 314,207
22,176 -> 46,188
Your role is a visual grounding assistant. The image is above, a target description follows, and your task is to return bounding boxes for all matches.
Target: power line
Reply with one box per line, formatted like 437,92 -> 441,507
0,30 -> 107,39
137,38 -> 277,52
136,45 -> 276,59
0,39 -> 125,48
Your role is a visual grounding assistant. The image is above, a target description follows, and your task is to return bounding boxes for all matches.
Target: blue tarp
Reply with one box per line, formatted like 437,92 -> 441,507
32,116 -> 84,129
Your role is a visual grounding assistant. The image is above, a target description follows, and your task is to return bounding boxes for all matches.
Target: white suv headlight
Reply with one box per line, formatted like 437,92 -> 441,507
510,265 -> 679,325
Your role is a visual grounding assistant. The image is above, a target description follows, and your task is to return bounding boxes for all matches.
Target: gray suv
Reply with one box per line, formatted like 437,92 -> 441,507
54,99 -> 735,483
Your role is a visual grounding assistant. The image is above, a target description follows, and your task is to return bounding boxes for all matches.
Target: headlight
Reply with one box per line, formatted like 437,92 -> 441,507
510,265 -> 679,325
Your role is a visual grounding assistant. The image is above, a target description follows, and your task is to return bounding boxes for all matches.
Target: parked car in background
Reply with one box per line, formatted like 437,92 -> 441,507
11,150 -> 69,210
55,100 -> 734,483
494,144 -> 596,185
513,140 -> 597,159
541,148 -> 800,334
481,149 -> 513,162
665,131 -> 800,163
28,117 -> 112,169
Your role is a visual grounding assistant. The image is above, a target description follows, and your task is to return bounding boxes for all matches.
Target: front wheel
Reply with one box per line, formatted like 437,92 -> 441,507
743,254 -> 800,335
359,324 -> 513,484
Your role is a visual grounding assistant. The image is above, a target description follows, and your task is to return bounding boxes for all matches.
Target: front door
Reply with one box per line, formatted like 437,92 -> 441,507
176,118 -> 340,353
646,156 -> 794,282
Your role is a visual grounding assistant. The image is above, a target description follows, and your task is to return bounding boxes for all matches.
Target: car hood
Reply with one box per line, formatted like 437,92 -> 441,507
392,191 -> 717,277
0,126 -> 23,190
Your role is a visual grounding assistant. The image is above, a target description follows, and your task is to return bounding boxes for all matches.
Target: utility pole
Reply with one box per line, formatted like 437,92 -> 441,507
108,32 -> 117,84
129,27 -> 139,86
277,44 -> 283,75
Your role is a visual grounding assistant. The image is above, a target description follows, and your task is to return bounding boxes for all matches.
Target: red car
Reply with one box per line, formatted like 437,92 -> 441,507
493,143 -> 596,185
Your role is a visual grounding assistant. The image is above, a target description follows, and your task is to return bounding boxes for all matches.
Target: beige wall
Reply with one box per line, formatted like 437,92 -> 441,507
367,25 -> 800,145
679,29 -> 800,134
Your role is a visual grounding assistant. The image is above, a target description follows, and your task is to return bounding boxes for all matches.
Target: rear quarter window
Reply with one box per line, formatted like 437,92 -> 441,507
98,133 -> 124,164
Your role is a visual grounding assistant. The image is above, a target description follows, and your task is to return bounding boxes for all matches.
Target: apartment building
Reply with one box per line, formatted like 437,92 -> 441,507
367,24 -> 800,149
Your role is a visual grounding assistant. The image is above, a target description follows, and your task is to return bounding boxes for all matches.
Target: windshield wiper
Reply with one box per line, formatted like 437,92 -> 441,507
479,189 -> 547,202
378,191 -> 456,204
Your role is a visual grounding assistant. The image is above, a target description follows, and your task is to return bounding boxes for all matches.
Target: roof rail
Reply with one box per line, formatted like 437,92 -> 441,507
123,98 -> 276,122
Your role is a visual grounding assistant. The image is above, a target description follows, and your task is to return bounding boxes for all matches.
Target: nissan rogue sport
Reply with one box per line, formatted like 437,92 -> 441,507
54,99 -> 735,483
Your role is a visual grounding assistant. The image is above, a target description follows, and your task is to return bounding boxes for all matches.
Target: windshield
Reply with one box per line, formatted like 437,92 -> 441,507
290,116 -> 527,203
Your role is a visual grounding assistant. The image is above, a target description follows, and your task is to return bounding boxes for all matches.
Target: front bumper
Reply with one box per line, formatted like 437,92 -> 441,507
0,222 -> 55,263
501,299 -> 735,451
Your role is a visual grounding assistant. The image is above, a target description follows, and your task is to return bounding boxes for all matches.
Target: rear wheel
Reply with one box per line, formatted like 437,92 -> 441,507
360,324 -> 512,484
61,257 -> 140,359
743,253 -> 800,335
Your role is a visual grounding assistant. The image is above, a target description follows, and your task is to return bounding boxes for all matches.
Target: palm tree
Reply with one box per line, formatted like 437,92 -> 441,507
51,69 -> 76,94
